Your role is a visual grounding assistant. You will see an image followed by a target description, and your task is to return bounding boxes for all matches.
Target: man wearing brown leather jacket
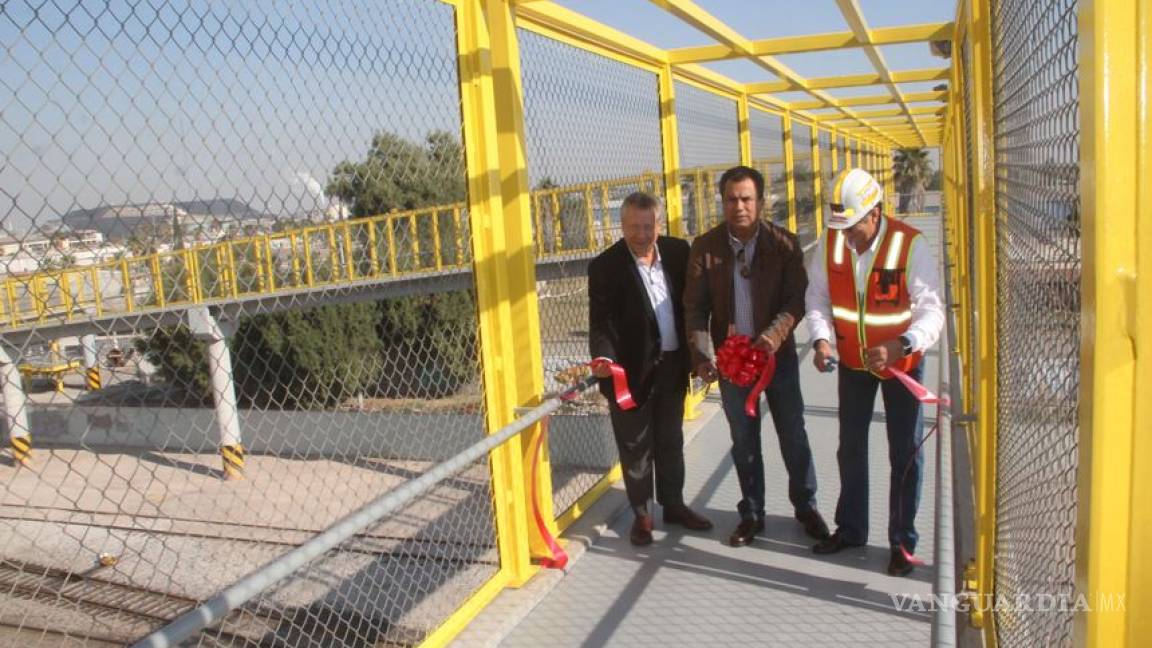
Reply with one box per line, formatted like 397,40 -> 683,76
683,165 -> 829,547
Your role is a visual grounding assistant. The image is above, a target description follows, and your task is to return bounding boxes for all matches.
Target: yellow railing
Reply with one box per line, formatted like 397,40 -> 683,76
0,161 -> 781,329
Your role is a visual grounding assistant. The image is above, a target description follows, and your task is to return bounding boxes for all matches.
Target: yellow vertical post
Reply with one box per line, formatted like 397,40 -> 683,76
456,0 -> 549,588
658,64 -> 684,237
1076,0 -> 1148,645
831,129 -> 840,172
782,111 -> 798,234
737,94 -> 752,167
811,126 -> 823,233
966,0 -> 1000,638
884,145 -> 896,214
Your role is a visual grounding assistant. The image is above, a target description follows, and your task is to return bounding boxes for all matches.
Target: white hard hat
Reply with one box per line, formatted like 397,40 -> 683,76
827,168 -> 883,229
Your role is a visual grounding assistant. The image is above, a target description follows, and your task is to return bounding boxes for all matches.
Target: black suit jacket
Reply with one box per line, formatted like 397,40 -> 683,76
588,236 -> 691,407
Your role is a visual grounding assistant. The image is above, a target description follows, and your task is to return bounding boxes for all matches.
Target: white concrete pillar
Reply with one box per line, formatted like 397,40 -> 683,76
81,334 -> 100,391
0,345 -> 31,465
188,307 -> 243,479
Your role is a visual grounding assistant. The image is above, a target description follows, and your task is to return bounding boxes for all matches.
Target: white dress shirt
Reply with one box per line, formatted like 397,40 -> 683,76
634,247 -> 680,352
805,217 -> 944,353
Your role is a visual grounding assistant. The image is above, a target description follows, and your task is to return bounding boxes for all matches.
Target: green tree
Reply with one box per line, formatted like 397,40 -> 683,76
140,130 -> 478,407
233,303 -> 385,409
893,148 -> 935,214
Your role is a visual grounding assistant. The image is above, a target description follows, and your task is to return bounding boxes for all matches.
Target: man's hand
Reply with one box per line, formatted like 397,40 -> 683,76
813,339 -> 835,372
864,339 -> 905,373
695,360 -> 719,383
752,332 -> 779,354
589,358 -> 614,379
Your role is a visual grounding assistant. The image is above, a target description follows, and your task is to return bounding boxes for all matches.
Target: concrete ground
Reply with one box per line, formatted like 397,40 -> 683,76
475,215 -> 947,648
489,326 -> 941,648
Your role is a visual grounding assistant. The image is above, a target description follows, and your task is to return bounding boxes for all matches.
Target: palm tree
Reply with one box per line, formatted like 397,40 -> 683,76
892,148 -> 934,214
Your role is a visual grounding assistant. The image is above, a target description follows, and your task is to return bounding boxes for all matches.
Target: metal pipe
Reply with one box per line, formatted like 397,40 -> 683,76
134,375 -> 597,648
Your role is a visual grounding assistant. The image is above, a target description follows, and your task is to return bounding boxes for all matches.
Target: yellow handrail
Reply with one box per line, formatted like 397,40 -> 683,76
1,160 -> 800,328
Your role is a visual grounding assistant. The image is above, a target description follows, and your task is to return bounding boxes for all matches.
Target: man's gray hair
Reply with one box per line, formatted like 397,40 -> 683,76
620,191 -> 664,218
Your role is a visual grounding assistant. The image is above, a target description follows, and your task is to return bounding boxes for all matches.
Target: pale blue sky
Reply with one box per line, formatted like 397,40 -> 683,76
1,0 -> 950,238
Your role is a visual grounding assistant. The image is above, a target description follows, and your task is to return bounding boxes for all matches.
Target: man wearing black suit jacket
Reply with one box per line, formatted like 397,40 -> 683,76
588,191 -> 713,546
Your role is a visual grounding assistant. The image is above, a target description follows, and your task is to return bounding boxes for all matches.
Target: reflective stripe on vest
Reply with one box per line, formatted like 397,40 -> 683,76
825,218 -> 923,378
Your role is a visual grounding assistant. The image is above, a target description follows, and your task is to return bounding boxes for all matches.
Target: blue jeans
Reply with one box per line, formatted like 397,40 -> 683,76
834,364 -> 925,551
719,350 -> 818,520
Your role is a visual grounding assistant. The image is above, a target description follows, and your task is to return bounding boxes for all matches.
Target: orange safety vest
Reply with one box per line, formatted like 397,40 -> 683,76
826,217 -> 923,379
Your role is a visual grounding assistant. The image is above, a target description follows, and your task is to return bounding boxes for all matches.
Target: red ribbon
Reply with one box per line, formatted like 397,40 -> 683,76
743,354 -> 777,417
715,335 -> 777,417
888,367 -> 950,407
529,423 -> 568,569
888,365 -> 949,567
589,359 -> 637,411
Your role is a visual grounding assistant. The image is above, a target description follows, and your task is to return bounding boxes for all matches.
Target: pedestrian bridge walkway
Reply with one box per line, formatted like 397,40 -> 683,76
462,298 -> 945,647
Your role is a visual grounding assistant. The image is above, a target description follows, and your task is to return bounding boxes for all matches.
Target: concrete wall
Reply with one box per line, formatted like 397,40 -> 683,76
5,404 -> 616,467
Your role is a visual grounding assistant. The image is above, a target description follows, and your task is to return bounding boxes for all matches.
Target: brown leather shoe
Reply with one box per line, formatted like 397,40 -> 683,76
728,517 -> 764,547
795,508 -> 831,540
663,504 -> 714,531
630,514 -> 654,546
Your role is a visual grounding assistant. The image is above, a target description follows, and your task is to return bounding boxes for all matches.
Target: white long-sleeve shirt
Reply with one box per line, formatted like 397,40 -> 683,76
805,217 -> 945,353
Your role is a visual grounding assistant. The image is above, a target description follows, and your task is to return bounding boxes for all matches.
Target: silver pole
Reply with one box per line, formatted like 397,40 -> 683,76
134,375 -> 596,648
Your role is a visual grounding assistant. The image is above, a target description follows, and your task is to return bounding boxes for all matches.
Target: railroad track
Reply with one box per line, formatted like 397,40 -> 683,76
0,559 -> 432,646
0,559 -> 280,646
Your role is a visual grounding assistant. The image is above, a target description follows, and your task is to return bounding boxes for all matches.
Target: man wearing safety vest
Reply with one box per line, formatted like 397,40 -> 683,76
805,168 -> 944,576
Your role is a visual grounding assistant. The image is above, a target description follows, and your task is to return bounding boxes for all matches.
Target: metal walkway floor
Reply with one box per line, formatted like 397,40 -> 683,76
500,324 -> 941,647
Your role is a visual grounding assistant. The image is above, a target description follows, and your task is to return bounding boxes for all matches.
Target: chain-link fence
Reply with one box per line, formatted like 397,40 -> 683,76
675,82 -> 739,236
990,0 -> 1081,644
0,0 -> 501,645
818,130 -> 835,232
748,108 -> 786,227
791,122 -> 817,248
518,28 -> 665,519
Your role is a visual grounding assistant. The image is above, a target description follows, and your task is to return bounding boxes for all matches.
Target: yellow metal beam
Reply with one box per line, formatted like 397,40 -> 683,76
782,112 -> 798,232
835,0 -> 928,145
790,90 -> 948,110
659,63 -> 686,237
748,67 -> 950,94
644,0 -> 900,147
513,0 -> 667,69
1076,0 -> 1147,645
668,22 -> 953,63
455,0 -> 546,590
817,105 -> 944,121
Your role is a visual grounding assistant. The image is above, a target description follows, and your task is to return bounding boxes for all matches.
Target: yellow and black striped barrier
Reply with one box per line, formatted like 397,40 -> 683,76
221,444 -> 245,480
9,435 -> 31,466
85,367 -> 101,391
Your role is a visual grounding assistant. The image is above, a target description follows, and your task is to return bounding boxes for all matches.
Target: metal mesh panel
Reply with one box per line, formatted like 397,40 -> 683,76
990,0 -> 1081,644
836,135 -> 847,173
819,130 -> 835,228
961,40 -> 980,409
749,108 -> 787,227
675,82 -> 739,236
518,29 -> 664,517
0,1 -> 499,644
791,123 -> 816,246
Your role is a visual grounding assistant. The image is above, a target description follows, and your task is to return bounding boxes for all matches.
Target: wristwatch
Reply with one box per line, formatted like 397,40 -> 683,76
898,335 -> 914,357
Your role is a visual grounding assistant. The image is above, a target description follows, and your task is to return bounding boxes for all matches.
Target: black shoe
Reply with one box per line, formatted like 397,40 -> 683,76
728,518 -> 764,547
887,546 -> 915,576
663,504 -> 714,531
795,508 -> 830,540
812,531 -> 866,554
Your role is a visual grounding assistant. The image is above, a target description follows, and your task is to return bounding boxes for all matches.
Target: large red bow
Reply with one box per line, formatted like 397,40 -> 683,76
715,335 -> 777,417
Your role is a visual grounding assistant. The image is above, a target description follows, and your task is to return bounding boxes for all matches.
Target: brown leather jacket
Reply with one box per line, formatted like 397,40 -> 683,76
683,220 -> 808,368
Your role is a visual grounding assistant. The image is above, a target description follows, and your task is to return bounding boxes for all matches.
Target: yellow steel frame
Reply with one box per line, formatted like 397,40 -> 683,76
1076,0 -> 1149,645
959,1 -> 999,641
